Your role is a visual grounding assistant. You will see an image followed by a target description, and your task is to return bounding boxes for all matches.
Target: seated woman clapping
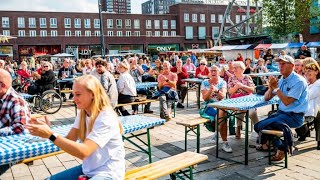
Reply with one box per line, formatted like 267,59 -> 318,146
295,62 -> 320,149
227,61 -> 259,139
27,75 -> 125,180
200,65 -> 232,152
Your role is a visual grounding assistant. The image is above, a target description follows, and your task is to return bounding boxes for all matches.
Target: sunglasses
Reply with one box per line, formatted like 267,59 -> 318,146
200,63 -> 206,66
44,66 -> 49,68
129,61 -> 133,64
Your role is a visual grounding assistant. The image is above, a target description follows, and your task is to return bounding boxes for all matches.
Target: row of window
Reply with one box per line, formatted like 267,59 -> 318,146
184,13 -> 248,24
1,17 -> 178,30
2,30 -> 177,37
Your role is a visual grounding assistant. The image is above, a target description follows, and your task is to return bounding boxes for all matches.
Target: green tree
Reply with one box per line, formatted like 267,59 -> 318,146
262,0 -> 314,40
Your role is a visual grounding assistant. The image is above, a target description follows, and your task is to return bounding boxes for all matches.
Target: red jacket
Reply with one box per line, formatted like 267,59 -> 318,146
195,67 -> 209,78
171,66 -> 189,85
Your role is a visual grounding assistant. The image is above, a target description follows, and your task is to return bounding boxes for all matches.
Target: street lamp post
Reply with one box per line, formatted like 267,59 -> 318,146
98,0 -> 106,59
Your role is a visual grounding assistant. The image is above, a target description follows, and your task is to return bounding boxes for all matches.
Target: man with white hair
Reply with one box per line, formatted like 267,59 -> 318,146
0,69 -> 30,136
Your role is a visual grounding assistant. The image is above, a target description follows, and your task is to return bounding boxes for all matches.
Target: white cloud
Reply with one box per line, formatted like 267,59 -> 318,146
0,0 -> 146,14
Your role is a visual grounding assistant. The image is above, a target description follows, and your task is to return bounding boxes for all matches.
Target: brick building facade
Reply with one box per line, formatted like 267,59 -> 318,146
0,3 -> 317,61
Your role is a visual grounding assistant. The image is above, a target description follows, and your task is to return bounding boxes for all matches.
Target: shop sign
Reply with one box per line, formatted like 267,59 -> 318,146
0,46 -> 13,55
79,49 -> 92,55
148,44 -> 179,52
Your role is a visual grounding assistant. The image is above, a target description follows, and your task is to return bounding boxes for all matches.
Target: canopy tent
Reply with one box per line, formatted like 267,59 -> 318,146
220,45 -> 237,51
233,44 -> 253,50
52,53 -> 75,57
287,43 -> 305,48
306,42 -> 320,47
211,46 -> 223,50
254,44 -> 272,49
269,43 -> 288,49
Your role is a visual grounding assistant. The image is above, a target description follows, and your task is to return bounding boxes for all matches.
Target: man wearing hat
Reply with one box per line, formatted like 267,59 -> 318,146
254,55 -> 308,161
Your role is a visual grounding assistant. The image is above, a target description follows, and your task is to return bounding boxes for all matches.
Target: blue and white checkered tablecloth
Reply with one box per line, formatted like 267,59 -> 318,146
136,82 -> 158,89
209,94 -> 280,111
0,115 -> 165,165
57,78 -> 74,83
19,93 -> 33,100
248,71 -> 281,77
182,78 -> 204,84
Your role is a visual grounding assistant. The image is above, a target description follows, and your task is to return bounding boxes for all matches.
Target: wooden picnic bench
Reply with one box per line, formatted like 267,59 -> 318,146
125,151 -> 208,180
176,118 -> 210,153
261,129 -> 289,168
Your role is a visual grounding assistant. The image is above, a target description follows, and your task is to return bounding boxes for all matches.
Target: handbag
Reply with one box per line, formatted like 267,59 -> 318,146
199,100 -> 217,132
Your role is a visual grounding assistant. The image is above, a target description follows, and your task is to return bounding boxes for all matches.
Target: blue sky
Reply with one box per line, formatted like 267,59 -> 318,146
0,0 -> 146,14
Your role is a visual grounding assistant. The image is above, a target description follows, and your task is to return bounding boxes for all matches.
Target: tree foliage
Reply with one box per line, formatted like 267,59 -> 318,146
262,0 -> 314,40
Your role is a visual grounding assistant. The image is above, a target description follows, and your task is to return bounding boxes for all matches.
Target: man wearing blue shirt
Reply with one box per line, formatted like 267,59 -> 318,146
254,55 -> 308,161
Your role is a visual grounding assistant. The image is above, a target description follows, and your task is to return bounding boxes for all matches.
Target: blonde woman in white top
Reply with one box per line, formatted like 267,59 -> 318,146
27,75 -> 125,180
116,59 -> 138,115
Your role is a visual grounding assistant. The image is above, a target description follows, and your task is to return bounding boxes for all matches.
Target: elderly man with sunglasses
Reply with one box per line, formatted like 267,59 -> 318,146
0,69 -> 30,136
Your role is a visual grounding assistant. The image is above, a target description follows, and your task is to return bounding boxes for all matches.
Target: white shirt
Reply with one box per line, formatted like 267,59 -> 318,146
117,72 -> 137,96
306,79 -> 320,117
73,108 -> 125,179
82,67 -> 95,75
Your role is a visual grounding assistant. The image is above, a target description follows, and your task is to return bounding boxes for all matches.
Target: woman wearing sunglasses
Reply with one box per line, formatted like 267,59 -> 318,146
28,62 -> 55,95
195,59 -> 209,78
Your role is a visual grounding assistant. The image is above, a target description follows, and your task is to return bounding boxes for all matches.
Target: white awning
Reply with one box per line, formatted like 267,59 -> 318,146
269,43 -> 288,49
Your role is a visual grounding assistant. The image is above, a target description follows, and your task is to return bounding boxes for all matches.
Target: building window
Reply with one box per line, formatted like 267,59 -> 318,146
154,20 -> 160,29
50,18 -> 57,28
171,20 -> 176,29
64,18 -> 71,28
40,30 -> 47,37
116,19 -> 122,29
146,31 -> 152,37
146,20 -> 152,29
212,27 -> 219,39
200,14 -> 205,23
236,15 -> 240,24
184,13 -> 189,22
2,17 -> 9,28
134,31 -> 140,37
134,19 -> 140,29
226,15 -> 231,23
94,19 -> 100,28
218,15 -> 223,23
18,17 -> 25,28
29,30 -> 36,37
192,14 -> 197,23
126,31 -> 131,37
154,31 -> 160,37
185,26 -> 193,39
116,31 -> 122,36
94,30 -> 101,36
65,30 -> 71,37
40,18 -> 47,28
18,30 -> 25,37
163,31 -> 168,37
198,26 -> 206,39
210,14 -> 216,23
75,30 -> 81,36
162,20 -> 168,29
107,19 -> 113,28
84,19 -> 91,28
85,30 -> 91,36
242,15 -> 246,21
3,30 -> 10,36
107,31 -> 113,36
51,30 -> 58,37
74,18 -> 81,28
29,17 -> 36,28
125,19 -> 131,29
171,31 -> 176,37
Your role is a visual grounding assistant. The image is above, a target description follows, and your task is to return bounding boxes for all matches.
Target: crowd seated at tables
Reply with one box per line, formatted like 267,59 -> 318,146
0,51 -> 319,160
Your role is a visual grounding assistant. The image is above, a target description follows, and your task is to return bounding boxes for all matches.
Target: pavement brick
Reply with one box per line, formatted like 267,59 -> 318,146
48,166 -> 66,176
29,164 -> 51,180
42,156 -> 63,169
62,160 -> 80,169
11,164 -> 31,178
